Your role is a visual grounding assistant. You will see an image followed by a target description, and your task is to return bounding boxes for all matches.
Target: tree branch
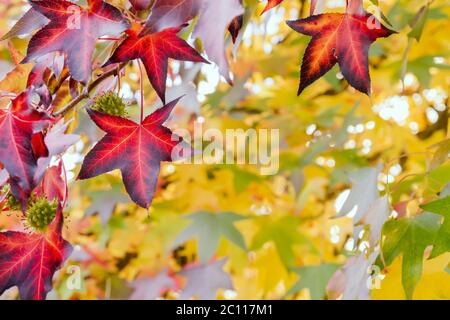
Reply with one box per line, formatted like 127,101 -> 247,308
54,63 -> 127,117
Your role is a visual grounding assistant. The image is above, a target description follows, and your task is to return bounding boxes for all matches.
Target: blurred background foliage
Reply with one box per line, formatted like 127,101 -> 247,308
0,0 -> 449,300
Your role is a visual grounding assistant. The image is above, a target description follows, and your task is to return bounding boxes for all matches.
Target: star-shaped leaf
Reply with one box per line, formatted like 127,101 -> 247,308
261,0 -> 284,15
141,0 -> 205,34
0,169 -> 8,188
22,0 -> 130,84
192,0 -> 243,84
173,211 -> 247,263
381,213 -> 441,299
0,91 -> 53,207
36,163 -> 66,205
129,0 -> 152,11
0,210 -> 72,300
78,97 -> 188,208
35,120 -> 80,185
327,252 -> 378,300
360,195 -> 390,246
105,24 -> 208,103
85,184 -> 130,225
228,14 -> 243,44
420,196 -> 450,259
130,270 -> 177,300
179,259 -> 233,300
287,7 -> 395,95
287,263 -> 340,299
336,166 -> 380,223
1,8 -> 49,40
250,216 -> 315,267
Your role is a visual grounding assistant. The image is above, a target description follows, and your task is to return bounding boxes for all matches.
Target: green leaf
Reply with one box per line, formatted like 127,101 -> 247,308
381,213 -> 441,299
408,4 -> 429,41
223,165 -> 264,193
174,212 -> 247,263
367,0 -> 393,27
251,216 -> 315,267
403,55 -> 450,88
298,103 -> 360,167
429,139 -> 450,171
287,264 -> 340,300
85,184 -> 129,225
420,196 -> 450,258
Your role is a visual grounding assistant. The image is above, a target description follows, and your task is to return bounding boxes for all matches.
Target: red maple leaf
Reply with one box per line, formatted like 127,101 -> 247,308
31,132 -> 49,160
78,98 -> 188,208
0,210 -> 72,300
129,0 -> 152,11
287,10 -> 395,95
22,0 -> 129,84
34,121 -> 80,189
0,92 -> 53,207
228,15 -> 243,44
105,24 -> 208,103
261,0 -> 321,15
141,0 -> 205,34
0,8 -> 49,40
27,53 -> 65,108
35,163 -> 66,205
261,0 -> 284,15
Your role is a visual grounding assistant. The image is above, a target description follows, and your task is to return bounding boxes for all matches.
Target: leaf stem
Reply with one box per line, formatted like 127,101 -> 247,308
137,60 -> 144,123
97,37 -> 121,41
117,65 -> 121,94
54,92 -> 89,117
60,156 -> 69,209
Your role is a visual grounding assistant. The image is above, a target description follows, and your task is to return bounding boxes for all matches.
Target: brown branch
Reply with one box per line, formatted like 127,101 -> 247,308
54,63 -> 127,117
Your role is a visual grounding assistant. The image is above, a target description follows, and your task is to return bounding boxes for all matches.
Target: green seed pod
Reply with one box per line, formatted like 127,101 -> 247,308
27,198 -> 58,231
92,91 -> 127,117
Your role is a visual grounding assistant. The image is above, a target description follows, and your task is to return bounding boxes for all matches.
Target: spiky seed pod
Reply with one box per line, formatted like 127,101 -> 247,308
92,91 -> 127,117
27,198 -> 58,231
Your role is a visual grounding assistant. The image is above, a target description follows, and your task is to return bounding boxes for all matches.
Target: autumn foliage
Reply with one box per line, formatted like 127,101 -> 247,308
0,0 -> 448,300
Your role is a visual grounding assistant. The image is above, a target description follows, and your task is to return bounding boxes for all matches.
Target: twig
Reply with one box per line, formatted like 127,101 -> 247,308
54,63 -> 126,117
54,92 -> 89,117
